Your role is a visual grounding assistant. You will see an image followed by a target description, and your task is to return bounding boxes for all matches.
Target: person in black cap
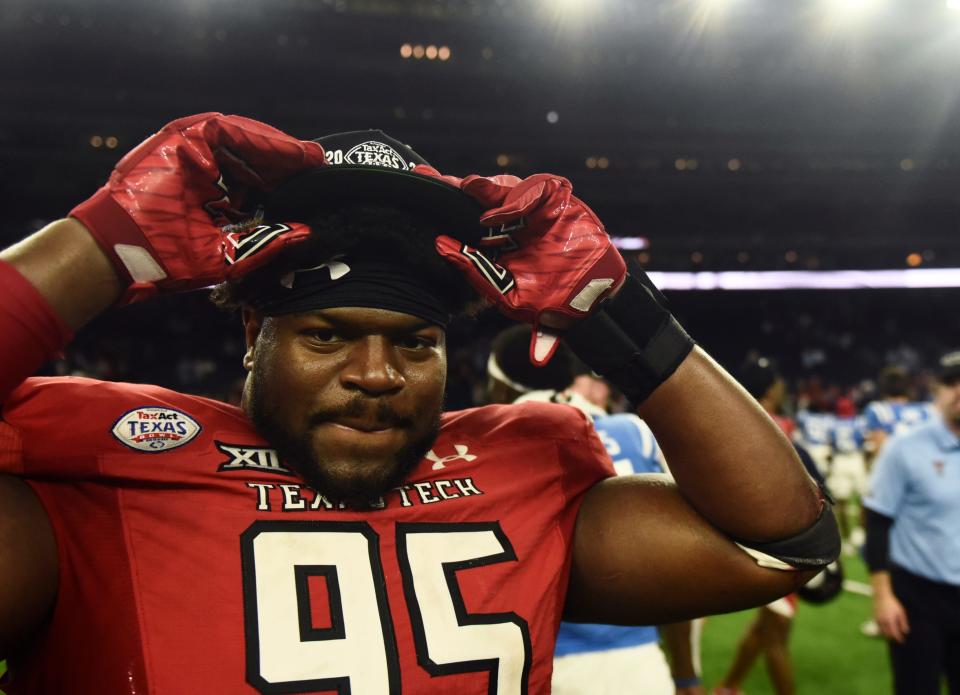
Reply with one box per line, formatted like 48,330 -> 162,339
863,349 -> 960,695
0,113 -> 837,692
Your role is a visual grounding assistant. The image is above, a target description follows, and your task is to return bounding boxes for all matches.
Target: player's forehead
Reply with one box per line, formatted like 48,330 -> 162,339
280,306 -> 445,334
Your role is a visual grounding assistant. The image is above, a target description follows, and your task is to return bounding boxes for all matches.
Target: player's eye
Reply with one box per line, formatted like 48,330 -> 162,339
302,328 -> 341,344
397,334 -> 437,350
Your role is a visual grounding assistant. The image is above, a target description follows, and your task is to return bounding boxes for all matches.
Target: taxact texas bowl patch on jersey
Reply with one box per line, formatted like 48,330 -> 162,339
111,407 -> 202,453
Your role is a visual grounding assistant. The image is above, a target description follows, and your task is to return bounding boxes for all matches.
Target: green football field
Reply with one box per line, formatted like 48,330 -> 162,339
698,553 -> 893,694
0,556 -> 912,694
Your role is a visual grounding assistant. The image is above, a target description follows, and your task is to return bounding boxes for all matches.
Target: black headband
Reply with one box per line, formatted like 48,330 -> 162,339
251,257 -> 451,328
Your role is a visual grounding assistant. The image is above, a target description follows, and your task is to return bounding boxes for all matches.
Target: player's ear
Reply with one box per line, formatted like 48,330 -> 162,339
241,307 -> 264,371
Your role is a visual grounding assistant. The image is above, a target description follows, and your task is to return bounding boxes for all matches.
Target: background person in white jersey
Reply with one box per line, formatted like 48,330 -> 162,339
486,325 -> 705,695
794,406 -> 835,477
827,409 -> 869,553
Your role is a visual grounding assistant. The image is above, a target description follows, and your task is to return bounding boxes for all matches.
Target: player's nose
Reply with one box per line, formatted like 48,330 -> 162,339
339,335 -> 405,396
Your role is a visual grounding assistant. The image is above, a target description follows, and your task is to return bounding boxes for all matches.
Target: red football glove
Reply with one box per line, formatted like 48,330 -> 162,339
70,112 -> 326,304
424,170 -> 626,365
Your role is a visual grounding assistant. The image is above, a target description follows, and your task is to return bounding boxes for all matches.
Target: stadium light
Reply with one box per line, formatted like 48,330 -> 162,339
644,268 -> 960,291
693,0 -> 741,15
542,0 -> 594,18
683,0 -> 742,38
610,236 -> 649,250
823,0 -> 884,20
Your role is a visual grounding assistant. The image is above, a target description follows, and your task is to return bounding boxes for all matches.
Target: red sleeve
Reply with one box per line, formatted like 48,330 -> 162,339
0,260 -> 73,405
0,376 -> 226,479
0,378 -> 110,477
496,400 -> 616,499
558,405 -> 617,494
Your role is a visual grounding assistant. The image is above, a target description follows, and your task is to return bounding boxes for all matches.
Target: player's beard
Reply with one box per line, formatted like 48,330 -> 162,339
246,371 -> 442,509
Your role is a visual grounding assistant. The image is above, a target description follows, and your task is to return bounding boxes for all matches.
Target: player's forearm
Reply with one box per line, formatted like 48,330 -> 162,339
1,218 -> 121,330
637,348 -> 821,541
0,219 -> 120,403
0,475 -> 59,656
870,570 -> 894,599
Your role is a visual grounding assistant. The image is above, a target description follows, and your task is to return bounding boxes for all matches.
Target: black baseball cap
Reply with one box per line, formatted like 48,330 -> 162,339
263,129 -> 488,243
937,350 -> 960,384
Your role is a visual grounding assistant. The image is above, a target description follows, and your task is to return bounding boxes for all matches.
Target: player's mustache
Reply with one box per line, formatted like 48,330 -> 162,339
308,397 -> 415,429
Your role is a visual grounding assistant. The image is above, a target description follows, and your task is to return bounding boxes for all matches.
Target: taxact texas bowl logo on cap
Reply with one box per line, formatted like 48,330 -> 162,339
112,407 -> 202,453
343,140 -> 413,170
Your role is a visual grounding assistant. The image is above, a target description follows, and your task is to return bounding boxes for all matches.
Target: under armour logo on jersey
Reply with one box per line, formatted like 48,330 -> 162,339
458,244 -> 515,295
934,460 -> 945,476
425,444 -> 477,470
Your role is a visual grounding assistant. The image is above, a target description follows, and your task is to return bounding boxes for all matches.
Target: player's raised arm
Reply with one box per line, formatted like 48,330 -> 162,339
0,114 -> 325,655
0,113 -> 326,404
430,171 -> 840,623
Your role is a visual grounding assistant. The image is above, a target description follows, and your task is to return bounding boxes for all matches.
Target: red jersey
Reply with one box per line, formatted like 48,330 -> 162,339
0,377 -> 613,695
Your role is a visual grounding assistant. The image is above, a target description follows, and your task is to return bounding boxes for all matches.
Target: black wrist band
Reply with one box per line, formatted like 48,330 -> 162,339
563,274 -> 694,405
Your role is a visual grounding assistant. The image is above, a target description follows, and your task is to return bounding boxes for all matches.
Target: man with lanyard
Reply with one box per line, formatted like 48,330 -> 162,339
863,351 -> 960,695
859,364 -> 935,637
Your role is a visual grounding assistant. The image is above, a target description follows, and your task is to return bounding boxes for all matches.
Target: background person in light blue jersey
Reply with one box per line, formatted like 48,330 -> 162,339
863,365 -> 934,459
486,325 -> 704,695
863,350 -> 960,695
547,403 -> 703,695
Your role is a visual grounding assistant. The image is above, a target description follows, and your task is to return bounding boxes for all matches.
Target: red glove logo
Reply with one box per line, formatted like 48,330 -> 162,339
424,171 -> 626,365
454,243 -> 516,295
70,113 -> 326,303
223,223 -> 296,266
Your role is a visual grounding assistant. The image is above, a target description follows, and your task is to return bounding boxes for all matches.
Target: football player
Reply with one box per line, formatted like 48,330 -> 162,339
0,114 -> 837,693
